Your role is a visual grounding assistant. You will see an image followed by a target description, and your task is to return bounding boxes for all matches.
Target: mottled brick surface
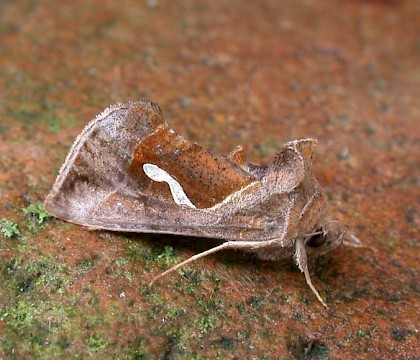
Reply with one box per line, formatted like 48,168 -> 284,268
0,1 -> 418,358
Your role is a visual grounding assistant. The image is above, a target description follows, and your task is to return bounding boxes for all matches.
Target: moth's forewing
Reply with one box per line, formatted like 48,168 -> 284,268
45,100 -> 268,239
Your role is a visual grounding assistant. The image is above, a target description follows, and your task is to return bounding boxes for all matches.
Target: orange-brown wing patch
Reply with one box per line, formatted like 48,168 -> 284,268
130,125 -> 256,209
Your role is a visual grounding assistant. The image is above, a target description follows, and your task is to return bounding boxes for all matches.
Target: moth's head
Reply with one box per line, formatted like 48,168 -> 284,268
305,219 -> 345,257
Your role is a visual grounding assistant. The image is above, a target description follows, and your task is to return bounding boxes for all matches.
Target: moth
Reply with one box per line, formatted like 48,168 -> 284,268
45,99 -> 351,308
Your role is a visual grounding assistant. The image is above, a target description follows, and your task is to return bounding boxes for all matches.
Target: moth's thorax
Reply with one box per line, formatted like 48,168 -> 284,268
244,163 -> 343,261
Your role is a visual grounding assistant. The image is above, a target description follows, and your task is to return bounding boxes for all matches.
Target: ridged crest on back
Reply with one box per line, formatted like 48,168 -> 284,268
263,138 -> 317,193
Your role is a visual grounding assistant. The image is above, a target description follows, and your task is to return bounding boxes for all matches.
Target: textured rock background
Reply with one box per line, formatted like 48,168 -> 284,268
0,0 -> 418,358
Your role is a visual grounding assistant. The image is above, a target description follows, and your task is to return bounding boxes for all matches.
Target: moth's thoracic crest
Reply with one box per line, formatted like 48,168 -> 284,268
45,99 -> 347,308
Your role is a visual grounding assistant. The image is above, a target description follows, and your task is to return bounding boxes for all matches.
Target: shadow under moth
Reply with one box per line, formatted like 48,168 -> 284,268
45,99 -> 357,308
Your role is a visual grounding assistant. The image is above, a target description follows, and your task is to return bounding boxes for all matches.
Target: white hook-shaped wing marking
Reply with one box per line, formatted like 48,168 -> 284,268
143,163 -> 196,208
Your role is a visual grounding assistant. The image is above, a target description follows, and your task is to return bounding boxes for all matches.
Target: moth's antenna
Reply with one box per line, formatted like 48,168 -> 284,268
294,238 -> 328,309
149,239 -> 277,287
149,243 -> 230,286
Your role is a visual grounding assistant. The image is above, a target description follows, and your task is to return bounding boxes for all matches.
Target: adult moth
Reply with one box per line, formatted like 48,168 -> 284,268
45,99 -> 348,308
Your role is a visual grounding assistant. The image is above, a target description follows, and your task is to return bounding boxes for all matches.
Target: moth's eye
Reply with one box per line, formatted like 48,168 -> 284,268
307,229 -> 326,248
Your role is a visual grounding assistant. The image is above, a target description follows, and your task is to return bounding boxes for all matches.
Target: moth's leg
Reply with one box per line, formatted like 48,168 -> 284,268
294,238 -> 328,308
149,239 -> 276,286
